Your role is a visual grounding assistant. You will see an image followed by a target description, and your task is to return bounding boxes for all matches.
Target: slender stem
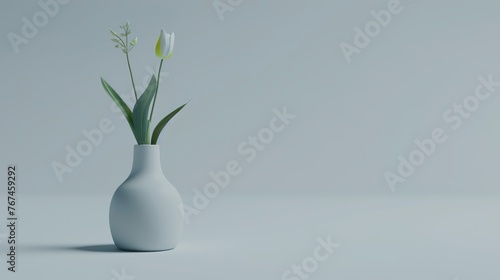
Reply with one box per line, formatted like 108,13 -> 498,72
126,52 -> 138,101
123,34 -> 138,101
149,59 -> 164,121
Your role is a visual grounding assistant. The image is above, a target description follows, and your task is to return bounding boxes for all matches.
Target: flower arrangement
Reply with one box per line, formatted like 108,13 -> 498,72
100,22 -> 186,145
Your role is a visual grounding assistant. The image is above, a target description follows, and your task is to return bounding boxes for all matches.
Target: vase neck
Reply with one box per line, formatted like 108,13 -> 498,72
130,145 -> 163,175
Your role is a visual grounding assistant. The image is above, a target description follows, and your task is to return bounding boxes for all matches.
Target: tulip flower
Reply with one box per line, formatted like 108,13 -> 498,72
155,29 -> 175,60
101,22 -> 187,145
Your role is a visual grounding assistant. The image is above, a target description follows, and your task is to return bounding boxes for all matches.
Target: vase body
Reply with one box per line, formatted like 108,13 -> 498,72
109,145 -> 184,251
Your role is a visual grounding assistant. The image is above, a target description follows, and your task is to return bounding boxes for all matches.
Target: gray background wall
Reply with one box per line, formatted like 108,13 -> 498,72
2,0 -> 500,197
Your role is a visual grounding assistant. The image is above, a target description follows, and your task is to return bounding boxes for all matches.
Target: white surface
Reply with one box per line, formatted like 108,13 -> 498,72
1,194 -> 499,279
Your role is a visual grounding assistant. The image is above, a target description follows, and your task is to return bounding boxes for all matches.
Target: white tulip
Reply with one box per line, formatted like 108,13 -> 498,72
155,29 -> 174,60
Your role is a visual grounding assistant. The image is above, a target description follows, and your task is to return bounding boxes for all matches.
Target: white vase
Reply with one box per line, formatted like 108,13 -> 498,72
109,145 -> 184,251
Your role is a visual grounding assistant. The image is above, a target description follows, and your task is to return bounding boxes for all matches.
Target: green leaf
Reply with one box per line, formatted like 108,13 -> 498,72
100,78 -> 135,140
151,102 -> 187,145
132,75 -> 157,144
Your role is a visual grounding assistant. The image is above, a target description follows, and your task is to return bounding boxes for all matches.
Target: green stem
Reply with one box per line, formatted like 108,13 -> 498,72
123,35 -> 138,101
126,52 -> 138,101
149,59 -> 164,121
